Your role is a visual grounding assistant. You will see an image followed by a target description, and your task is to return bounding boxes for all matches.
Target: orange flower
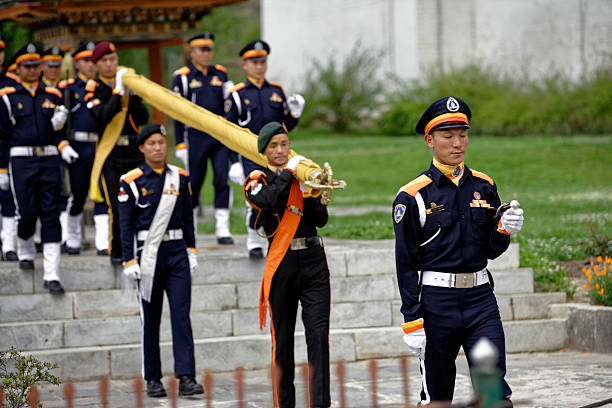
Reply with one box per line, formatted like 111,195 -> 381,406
582,284 -> 590,289
598,288 -> 604,295
594,265 -> 599,271
595,283 -> 600,290
597,256 -> 603,263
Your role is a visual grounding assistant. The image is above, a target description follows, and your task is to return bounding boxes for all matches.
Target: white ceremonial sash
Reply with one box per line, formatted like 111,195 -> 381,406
139,164 -> 180,302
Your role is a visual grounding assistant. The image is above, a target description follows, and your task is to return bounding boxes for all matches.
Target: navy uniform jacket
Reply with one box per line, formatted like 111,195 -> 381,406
0,82 -> 66,168
59,75 -> 97,133
118,163 -> 195,264
244,168 -> 328,242
0,72 -> 19,88
393,163 -> 510,322
86,78 -> 148,137
171,63 -> 227,145
224,78 -> 298,135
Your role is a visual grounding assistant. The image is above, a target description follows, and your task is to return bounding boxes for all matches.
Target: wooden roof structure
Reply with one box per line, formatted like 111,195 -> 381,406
0,0 -> 246,122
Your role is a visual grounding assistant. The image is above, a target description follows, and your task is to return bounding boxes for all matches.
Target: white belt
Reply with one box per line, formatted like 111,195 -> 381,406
71,131 -> 98,142
422,268 -> 489,289
10,145 -> 58,157
137,229 -> 183,242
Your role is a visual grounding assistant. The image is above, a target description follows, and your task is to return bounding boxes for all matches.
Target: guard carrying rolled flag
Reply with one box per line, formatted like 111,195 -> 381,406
118,124 -> 203,398
59,40 -> 109,255
0,43 -> 80,294
225,39 -> 306,258
87,41 -> 148,264
172,32 -> 234,245
244,122 -> 331,408
393,96 -> 523,406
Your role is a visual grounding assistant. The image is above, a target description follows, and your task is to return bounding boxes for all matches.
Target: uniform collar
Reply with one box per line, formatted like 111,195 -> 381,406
98,74 -> 114,88
77,72 -> 92,84
42,77 -> 58,87
142,162 -> 169,177
247,76 -> 266,89
428,161 -> 472,187
19,80 -> 41,96
192,62 -> 209,75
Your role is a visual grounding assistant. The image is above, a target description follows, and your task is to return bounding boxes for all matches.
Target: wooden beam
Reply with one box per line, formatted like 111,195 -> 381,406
147,41 -> 165,125
54,0 -> 244,13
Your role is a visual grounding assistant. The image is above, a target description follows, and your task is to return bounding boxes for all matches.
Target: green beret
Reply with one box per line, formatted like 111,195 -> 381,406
258,121 -> 286,153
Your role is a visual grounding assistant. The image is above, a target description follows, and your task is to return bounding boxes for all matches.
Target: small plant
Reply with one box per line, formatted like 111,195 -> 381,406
581,256 -> 612,306
577,222 -> 612,258
0,347 -> 61,408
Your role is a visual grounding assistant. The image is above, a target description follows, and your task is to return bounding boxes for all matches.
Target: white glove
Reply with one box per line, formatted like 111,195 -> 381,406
403,328 -> 427,360
500,200 -> 524,234
123,261 -> 141,282
60,145 -> 79,164
114,67 -> 129,96
228,162 -> 245,185
175,146 -> 188,167
287,94 -> 306,118
0,173 -> 9,190
188,248 -> 198,275
222,80 -> 235,100
284,155 -> 306,172
51,105 -> 68,131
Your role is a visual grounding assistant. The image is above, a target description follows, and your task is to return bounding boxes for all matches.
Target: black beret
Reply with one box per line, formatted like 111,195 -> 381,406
72,40 -> 95,60
258,121 -> 286,153
42,46 -> 64,67
137,123 -> 167,146
14,43 -> 42,66
415,96 -> 472,135
239,40 -> 270,60
188,33 -> 215,49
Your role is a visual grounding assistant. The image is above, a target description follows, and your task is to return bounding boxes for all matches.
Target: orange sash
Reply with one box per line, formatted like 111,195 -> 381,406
258,178 -> 304,330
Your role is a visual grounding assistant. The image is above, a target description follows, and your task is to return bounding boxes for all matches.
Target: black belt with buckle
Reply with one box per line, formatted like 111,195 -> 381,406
290,236 -> 323,251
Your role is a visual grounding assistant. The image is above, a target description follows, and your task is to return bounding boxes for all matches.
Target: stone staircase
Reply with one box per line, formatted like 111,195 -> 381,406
0,236 -> 569,380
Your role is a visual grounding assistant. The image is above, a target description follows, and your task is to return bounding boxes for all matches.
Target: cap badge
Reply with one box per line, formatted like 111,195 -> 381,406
160,125 -> 166,136
27,43 -> 36,53
86,42 -> 95,51
254,41 -> 263,51
446,97 -> 459,112
109,43 -> 116,52
52,46 -> 59,54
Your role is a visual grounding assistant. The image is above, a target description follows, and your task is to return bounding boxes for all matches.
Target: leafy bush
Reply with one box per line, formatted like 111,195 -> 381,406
0,347 -> 61,408
380,63 -> 612,135
581,256 -> 612,306
300,42 -> 383,132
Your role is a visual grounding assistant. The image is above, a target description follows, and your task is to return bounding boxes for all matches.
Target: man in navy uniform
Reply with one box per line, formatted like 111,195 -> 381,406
0,43 -> 79,294
59,41 -> 109,255
118,124 -> 203,398
0,35 -> 18,261
244,122 -> 330,408
393,96 -> 523,406
87,41 -> 148,264
172,33 -> 234,245
41,47 -> 63,87
225,39 -> 306,258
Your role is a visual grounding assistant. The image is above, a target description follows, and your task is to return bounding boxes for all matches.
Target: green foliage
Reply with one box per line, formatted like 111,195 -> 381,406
577,222 -> 612,257
581,256 -> 612,306
321,212 -> 394,240
380,64 -> 612,135
300,42 -> 383,132
0,347 -> 61,408
0,22 -> 32,66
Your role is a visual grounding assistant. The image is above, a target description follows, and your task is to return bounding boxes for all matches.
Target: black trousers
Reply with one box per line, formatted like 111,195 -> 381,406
101,145 -> 142,258
269,245 -> 331,408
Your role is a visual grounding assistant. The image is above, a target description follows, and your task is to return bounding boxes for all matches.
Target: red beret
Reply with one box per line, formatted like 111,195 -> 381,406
91,41 -> 117,63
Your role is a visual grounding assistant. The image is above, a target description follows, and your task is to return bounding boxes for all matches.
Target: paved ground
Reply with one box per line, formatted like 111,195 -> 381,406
32,351 -> 612,408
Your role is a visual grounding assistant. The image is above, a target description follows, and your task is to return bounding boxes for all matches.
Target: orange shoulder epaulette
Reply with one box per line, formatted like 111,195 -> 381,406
268,81 -> 284,90
45,87 -> 62,98
58,78 -> 75,89
471,169 -> 494,186
5,72 -> 20,83
230,82 -> 246,93
123,168 -> 144,184
176,66 -> 190,76
400,174 -> 432,197
0,87 -> 16,97
214,64 -> 227,73
179,168 -> 189,177
85,79 -> 97,92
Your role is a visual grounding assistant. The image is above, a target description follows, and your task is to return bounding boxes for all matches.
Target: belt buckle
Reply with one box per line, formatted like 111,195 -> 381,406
454,273 -> 474,289
291,238 -> 306,250
34,146 -> 45,156
162,232 -> 170,241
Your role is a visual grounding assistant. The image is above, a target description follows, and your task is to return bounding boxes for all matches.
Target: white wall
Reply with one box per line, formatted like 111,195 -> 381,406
261,0 -> 612,91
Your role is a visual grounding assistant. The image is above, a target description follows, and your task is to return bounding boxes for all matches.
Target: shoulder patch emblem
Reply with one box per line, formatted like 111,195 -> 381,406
224,99 -> 232,113
394,204 -> 406,224
118,186 -> 129,202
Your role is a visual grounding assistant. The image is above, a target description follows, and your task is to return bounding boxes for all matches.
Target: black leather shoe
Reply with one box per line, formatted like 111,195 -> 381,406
97,249 -> 108,256
44,280 -> 65,295
217,236 -> 234,245
178,375 -> 203,396
35,243 -> 42,253
249,248 -> 264,259
4,251 -> 18,261
65,246 -> 80,255
146,380 -> 167,398
110,256 -> 122,265
19,259 -> 34,270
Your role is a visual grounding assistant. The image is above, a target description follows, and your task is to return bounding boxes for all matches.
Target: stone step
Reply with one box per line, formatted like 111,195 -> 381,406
2,292 -> 567,351
25,319 -> 567,381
